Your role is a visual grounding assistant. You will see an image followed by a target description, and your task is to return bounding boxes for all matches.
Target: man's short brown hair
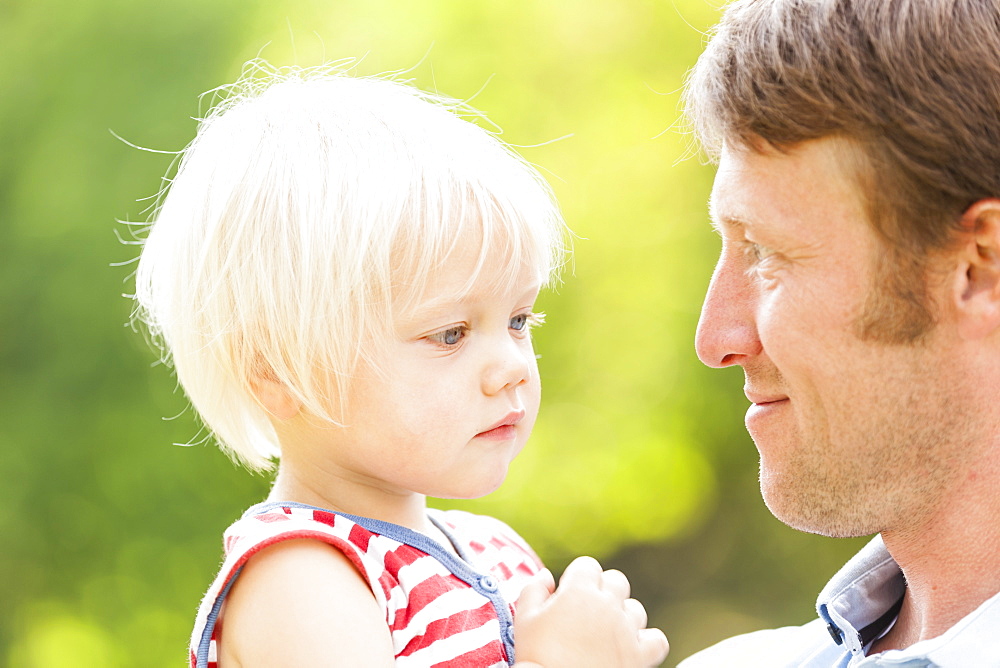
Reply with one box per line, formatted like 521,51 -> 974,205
685,0 -> 1000,342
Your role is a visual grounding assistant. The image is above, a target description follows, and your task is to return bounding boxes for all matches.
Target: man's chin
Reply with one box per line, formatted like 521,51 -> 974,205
760,474 -> 876,538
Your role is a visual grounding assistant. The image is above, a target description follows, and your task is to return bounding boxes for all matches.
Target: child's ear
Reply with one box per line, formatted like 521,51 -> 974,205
249,372 -> 303,420
954,198 -> 1000,340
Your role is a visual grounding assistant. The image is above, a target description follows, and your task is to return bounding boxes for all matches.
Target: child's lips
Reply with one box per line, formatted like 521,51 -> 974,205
476,410 -> 525,440
476,424 -> 518,441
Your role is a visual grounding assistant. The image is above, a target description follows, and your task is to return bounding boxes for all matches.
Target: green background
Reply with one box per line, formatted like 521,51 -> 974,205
0,0 -> 868,664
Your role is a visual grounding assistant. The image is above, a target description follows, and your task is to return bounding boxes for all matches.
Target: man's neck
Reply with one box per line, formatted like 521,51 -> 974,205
872,458 -> 1000,653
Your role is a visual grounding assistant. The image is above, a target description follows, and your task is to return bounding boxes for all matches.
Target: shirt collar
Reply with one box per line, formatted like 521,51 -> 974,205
816,534 -> 1000,664
816,534 -> 905,656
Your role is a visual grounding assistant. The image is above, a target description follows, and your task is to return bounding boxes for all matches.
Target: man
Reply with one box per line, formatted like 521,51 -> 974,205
679,0 -> 1000,665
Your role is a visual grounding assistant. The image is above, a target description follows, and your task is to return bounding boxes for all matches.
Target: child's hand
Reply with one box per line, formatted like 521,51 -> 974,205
512,556 -> 669,667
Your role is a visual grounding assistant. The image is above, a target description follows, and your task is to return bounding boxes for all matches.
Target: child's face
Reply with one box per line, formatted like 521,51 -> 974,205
298,236 -> 543,502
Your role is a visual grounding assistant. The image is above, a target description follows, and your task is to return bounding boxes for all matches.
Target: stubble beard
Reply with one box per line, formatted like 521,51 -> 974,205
757,355 -> 973,540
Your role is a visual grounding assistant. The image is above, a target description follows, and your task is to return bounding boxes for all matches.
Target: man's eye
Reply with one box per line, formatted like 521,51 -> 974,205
428,326 -> 467,346
744,241 -> 776,263
754,243 -> 776,260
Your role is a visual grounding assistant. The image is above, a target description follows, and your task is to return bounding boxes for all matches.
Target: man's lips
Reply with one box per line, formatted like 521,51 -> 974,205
744,390 -> 789,433
745,389 -> 788,405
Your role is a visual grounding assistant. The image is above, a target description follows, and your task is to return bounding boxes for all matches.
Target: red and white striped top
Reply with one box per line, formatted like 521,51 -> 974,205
190,501 -> 544,667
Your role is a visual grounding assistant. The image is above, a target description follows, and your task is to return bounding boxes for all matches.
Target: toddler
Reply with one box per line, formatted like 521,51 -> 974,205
133,62 -> 667,667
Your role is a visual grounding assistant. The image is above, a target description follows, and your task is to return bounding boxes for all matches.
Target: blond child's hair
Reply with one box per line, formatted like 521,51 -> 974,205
134,61 -> 567,470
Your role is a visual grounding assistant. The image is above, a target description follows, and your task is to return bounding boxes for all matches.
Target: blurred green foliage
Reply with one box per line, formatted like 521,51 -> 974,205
0,0 -> 869,665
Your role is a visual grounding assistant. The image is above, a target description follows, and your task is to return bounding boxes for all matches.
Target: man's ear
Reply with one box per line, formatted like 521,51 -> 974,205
249,374 -> 303,420
954,198 -> 1000,339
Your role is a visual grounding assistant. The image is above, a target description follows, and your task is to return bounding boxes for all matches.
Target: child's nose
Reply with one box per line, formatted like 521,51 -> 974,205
481,335 -> 532,395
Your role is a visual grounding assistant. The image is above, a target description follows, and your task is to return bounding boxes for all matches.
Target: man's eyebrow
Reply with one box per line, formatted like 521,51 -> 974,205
708,210 -> 753,234
707,196 -> 754,233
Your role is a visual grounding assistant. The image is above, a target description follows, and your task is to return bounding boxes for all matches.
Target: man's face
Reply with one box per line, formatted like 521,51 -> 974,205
695,137 -> 973,537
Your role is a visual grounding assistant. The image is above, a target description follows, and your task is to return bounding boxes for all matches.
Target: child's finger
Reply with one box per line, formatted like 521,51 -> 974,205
516,578 -> 552,613
557,556 -> 603,588
599,568 -> 631,600
534,567 -> 556,595
623,597 -> 647,630
637,627 -> 670,666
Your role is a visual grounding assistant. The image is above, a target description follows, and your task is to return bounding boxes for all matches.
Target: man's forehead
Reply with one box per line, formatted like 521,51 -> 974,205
707,144 -> 764,224
707,160 -> 761,235
709,138 -> 861,228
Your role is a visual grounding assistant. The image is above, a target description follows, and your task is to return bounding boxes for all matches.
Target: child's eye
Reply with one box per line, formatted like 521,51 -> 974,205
428,325 -> 468,346
510,312 -> 545,332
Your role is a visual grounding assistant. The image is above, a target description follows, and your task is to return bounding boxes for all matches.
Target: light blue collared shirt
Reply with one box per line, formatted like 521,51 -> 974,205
677,535 -> 1000,667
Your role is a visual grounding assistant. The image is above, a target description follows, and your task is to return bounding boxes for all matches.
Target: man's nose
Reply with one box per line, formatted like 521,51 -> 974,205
695,250 -> 762,369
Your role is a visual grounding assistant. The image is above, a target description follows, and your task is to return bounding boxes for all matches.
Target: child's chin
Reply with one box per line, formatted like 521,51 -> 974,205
433,473 -> 510,501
